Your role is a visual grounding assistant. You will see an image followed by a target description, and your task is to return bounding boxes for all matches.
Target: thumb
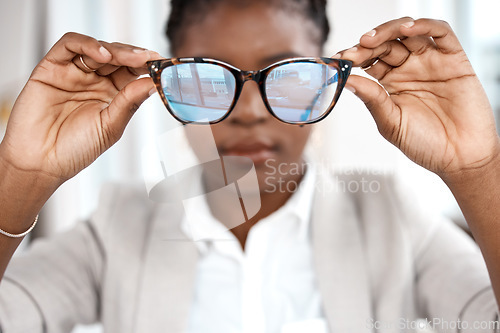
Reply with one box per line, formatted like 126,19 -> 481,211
101,77 -> 155,145
346,75 -> 402,143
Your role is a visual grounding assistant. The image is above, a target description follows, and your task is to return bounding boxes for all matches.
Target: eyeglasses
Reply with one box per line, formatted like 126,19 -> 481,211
147,57 -> 352,125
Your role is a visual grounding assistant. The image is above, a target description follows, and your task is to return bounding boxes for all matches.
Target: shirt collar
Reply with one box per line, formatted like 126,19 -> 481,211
180,159 -> 317,253
284,161 -> 316,241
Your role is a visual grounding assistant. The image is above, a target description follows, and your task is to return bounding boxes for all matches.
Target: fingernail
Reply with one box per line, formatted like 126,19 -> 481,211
150,51 -> 162,58
149,87 -> 157,96
345,46 -> 358,53
346,85 -> 356,94
332,53 -> 341,59
364,29 -> 377,37
401,21 -> 415,29
133,48 -> 148,54
99,46 -> 112,58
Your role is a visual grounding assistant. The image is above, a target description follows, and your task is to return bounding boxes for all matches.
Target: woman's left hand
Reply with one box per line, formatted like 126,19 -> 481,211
337,17 -> 500,179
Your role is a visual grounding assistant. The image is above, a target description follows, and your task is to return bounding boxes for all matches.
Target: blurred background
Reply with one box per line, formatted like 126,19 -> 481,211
0,0 -> 499,332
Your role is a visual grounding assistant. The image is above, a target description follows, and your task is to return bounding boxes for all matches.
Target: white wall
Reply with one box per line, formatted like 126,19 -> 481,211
0,0 -> 42,136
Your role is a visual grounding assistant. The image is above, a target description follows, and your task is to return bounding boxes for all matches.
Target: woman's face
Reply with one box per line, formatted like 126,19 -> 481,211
177,2 -> 322,191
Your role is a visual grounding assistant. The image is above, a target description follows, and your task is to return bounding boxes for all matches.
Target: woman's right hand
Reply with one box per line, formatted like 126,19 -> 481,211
0,32 -> 160,186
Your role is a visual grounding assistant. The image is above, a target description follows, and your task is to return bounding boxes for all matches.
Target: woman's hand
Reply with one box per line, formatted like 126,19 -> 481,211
337,17 -> 500,179
0,32 -> 160,185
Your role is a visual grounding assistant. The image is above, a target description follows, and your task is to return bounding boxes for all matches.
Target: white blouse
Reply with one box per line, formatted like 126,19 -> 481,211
181,167 -> 329,333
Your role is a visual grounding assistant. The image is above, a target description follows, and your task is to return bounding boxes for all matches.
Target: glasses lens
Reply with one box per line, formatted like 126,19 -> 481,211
160,63 -> 236,123
265,62 -> 339,123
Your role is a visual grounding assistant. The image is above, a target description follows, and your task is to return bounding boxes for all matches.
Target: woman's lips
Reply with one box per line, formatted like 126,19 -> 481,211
222,143 -> 277,165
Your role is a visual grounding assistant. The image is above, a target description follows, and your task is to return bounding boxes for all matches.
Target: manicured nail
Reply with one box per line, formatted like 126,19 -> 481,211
99,46 -> 112,58
133,48 -> 148,54
401,21 -> 415,29
364,29 -> 377,37
345,46 -> 358,53
346,85 -> 356,94
332,53 -> 341,59
149,87 -> 157,96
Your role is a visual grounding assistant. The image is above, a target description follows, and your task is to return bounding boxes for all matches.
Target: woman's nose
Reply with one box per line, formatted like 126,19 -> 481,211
228,82 -> 271,126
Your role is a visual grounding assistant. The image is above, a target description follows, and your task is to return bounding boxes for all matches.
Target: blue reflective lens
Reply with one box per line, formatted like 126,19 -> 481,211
265,62 -> 339,122
161,63 -> 236,122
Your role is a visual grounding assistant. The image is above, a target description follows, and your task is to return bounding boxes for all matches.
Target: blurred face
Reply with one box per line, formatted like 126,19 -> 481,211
176,2 -> 322,192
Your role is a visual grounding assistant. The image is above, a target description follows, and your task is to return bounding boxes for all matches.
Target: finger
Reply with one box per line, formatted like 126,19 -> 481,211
399,35 -> 437,54
45,33 -> 161,77
360,17 -> 462,54
362,59 -> 393,81
345,75 -> 402,144
98,64 -> 149,77
45,32 -> 113,64
101,77 -> 155,145
99,41 -> 162,69
74,51 -> 156,77
95,64 -> 120,76
340,40 -> 410,68
107,66 -> 144,91
359,17 -> 415,48
72,54 -> 99,73
399,18 -> 462,53
96,60 -> 151,91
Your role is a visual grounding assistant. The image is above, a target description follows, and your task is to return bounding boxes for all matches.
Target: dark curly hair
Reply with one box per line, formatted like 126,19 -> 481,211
166,0 -> 330,55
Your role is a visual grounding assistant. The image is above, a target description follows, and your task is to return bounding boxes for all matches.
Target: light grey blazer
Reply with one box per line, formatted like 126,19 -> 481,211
0,173 -> 497,333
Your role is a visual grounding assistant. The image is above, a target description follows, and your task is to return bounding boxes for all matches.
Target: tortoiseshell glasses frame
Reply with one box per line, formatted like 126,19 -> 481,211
147,57 -> 352,125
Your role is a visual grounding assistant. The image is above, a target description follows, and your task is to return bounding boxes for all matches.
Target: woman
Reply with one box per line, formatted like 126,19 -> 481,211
0,0 -> 499,332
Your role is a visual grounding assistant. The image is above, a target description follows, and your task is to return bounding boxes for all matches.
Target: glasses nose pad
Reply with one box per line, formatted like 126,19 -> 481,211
229,81 -> 271,124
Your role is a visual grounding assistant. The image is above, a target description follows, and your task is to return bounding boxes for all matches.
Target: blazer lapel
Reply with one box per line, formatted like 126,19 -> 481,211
312,174 -> 373,332
134,202 -> 199,333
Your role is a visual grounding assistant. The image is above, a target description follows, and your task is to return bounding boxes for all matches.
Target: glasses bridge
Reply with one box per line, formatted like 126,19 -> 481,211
241,71 -> 262,83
